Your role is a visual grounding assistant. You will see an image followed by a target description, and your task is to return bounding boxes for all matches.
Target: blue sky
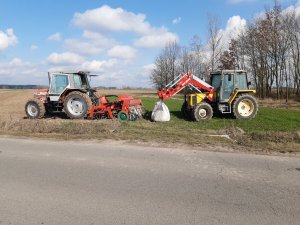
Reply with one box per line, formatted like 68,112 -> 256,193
0,0 -> 299,87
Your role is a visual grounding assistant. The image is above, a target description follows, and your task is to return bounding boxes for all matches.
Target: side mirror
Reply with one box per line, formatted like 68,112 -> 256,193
247,81 -> 251,86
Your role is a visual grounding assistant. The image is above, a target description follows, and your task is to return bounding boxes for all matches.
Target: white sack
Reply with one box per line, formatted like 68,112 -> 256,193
151,101 -> 170,122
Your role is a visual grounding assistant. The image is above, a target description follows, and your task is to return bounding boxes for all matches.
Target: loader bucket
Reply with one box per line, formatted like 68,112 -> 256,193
151,100 -> 170,122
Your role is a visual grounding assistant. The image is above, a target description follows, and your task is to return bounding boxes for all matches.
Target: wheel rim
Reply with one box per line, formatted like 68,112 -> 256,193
198,108 -> 207,118
237,99 -> 254,117
119,113 -> 127,121
67,97 -> 85,116
27,103 -> 39,117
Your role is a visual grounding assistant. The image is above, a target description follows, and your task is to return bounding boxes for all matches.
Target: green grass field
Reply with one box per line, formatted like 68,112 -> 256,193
114,97 -> 300,153
140,97 -> 300,132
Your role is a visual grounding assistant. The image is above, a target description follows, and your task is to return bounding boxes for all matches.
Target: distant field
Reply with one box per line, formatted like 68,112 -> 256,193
0,89 -> 299,153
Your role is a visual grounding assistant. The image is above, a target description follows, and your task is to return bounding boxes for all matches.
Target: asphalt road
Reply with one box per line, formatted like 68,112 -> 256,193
0,137 -> 299,225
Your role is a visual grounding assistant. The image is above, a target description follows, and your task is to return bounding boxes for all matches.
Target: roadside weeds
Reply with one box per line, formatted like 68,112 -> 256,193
0,117 -> 299,155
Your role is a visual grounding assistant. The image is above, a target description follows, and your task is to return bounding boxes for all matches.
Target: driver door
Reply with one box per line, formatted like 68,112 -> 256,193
220,73 -> 234,101
49,73 -> 70,101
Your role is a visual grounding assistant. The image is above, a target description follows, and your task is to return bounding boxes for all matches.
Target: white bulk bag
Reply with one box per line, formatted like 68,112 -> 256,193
151,101 -> 170,122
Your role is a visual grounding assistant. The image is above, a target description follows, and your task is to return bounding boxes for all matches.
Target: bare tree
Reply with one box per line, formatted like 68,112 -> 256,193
150,41 -> 180,89
207,15 -> 223,71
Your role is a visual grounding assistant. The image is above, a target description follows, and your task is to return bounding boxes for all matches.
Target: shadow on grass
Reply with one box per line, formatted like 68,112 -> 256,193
142,110 -> 152,121
171,111 -> 190,121
143,110 -> 189,121
171,110 -> 235,121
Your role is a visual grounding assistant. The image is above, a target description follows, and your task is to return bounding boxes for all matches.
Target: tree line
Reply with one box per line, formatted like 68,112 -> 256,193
150,3 -> 300,101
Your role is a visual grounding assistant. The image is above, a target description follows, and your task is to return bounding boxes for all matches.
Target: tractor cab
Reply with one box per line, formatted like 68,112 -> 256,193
210,70 -> 251,103
48,71 -> 92,102
209,70 -> 257,118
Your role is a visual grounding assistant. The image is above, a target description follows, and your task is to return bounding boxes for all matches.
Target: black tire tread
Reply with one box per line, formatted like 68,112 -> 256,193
193,102 -> 213,122
25,98 -> 46,119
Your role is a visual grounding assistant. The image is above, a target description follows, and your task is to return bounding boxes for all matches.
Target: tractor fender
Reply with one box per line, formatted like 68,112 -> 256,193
60,89 -> 87,102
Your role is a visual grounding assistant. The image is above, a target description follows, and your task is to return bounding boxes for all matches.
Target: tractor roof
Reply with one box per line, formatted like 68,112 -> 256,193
49,71 -> 98,76
50,71 -> 89,75
211,70 -> 247,74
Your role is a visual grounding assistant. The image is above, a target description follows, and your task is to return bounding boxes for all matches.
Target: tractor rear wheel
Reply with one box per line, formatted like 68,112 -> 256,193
25,99 -> 46,119
232,94 -> 258,120
64,91 -> 92,119
181,102 -> 190,119
193,102 -> 213,122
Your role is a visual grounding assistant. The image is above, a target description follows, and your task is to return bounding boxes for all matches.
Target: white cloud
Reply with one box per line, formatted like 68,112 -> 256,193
48,32 -> 61,42
80,59 -> 118,73
64,39 -> 103,56
82,30 -> 117,45
134,32 -> 179,48
46,52 -> 85,65
107,45 -> 137,59
172,17 -> 182,24
0,58 -> 38,84
72,5 -> 152,35
63,32 -> 117,56
282,4 -> 300,18
0,28 -> 18,51
220,15 -> 247,48
72,5 -> 179,48
30,45 -> 38,51
143,63 -> 155,72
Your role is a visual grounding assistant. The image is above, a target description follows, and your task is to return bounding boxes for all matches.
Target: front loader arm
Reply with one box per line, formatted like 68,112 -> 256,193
157,72 -> 214,101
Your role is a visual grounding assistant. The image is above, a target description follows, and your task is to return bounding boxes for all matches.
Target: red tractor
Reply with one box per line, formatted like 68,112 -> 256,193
25,71 -> 143,121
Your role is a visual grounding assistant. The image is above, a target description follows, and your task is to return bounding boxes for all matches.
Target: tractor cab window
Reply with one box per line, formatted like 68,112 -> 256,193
50,74 -> 69,94
222,73 -> 234,100
236,73 -> 248,90
73,74 -> 83,89
211,74 -> 221,90
73,74 -> 88,89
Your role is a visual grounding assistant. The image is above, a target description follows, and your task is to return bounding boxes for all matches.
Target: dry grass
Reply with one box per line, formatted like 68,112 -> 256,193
259,98 -> 300,110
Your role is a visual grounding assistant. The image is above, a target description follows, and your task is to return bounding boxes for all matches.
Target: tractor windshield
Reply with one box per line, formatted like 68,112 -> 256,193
211,74 -> 221,101
211,74 -> 221,90
50,74 -> 69,94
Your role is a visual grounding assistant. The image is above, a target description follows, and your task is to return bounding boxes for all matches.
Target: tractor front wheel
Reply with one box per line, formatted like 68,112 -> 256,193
193,102 -> 213,122
25,99 -> 46,119
64,91 -> 92,119
232,94 -> 258,120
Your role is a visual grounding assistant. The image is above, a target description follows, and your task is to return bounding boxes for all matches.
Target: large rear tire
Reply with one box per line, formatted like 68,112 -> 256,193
193,102 -> 213,122
25,99 -> 46,119
232,94 -> 258,120
64,91 -> 92,119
